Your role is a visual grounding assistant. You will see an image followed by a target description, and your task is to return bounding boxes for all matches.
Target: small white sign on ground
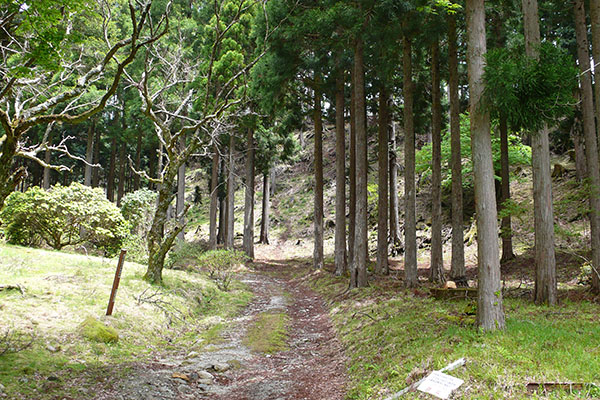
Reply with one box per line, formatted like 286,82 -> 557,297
417,370 -> 464,399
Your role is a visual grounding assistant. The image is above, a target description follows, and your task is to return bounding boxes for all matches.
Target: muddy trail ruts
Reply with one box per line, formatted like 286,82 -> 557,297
93,259 -> 347,400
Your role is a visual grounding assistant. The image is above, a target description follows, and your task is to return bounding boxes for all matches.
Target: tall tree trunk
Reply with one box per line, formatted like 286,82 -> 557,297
574,0 -> 600,293
42,124 -> 53,190
448,14 -> 466,283
84,119 -> 95,187
209,145 -> 220,249
523,0 -> 557,305
259,171 -> 270,244
91,128 -> 101,188
218,157 -> 226,245
430,40 -> 444,284
334,63 -> 347,276
571,112 -> 587,182
388,121 -> 402,250
43,146 -> 51,189
352,36 -> 368,288
226,135 -> 235,249
377,87 -> 389,275
148,144 -> 157,190
348,69 -> 357,279
176,133 -> 186,241
145,167 -> 183,284
117,142 -> 126,207
499,115 -> 516,262
466,0 -> 506,331
243,128 -> 255,258
389,122 -> 401,251
313,83 -> 325,269
107,136 -> 117,202
134,128 -> 143,191
589,0 -> 600,142
403,35 -> 418,287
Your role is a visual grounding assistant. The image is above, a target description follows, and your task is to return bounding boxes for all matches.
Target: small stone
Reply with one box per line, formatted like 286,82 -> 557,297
46,345 -> 58,353
0,383 -> 5,390
198,384 -> 211,392
18,377 -> 28,384
197,371 -> 214,380
211,362 -> 229,372
177,384 -> 192,394
186,351 -> 199,359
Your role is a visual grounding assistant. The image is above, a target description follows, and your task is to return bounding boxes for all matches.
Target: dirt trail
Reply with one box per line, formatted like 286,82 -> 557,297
211,260 -> 347,400
93,247 -> 347,400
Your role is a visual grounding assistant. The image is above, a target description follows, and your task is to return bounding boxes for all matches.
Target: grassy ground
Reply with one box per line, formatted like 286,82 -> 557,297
0,243 -> 252,399
300,264 -> 600,400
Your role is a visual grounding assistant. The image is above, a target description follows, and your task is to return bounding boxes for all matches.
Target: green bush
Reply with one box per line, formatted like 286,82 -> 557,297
120,188 -> 157,236
165,240 -> 208,270
196,249 -> 248,291
0,183 -> 128,255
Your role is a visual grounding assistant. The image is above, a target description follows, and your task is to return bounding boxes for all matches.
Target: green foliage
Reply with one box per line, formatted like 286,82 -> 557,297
0,183 -> 127,254
165,240 -> 208,270
196,249 -> 248,291
416,114 -> 532,190
484,42 -> 577,131
120,189 -> 157,236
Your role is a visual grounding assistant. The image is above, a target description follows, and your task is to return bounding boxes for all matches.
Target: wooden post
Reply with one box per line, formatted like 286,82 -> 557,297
106,250 -> 127,316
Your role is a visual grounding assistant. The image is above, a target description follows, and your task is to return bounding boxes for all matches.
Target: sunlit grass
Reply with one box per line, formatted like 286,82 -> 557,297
0,243 -> 252,399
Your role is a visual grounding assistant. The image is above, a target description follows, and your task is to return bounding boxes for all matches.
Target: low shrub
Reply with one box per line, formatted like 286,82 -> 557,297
0,183 -> 128,255
196,249 -> 248,291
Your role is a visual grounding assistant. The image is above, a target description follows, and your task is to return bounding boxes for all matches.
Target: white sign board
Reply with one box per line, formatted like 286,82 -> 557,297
417,371 -> 464,399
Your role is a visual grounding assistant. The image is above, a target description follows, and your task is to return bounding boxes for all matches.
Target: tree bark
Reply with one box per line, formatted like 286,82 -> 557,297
589,0 -> 600,142
571,112 -> 587,182
403,35 -> 418,287
430,40 -> 444,284
218,156 -> 226,245
313,83 -> 324,270
348,69 -> 357,279
466,0 -> 506,331
352,36 -> 368,288
146,166 -> 184,284
259,171 -> 270,244
389,121 -> 401,251
448,13 -> 466,282
226,135 -> 235,249
499,115 -> 516,262
42,123 -> 54,190
209,145 -> 220,249
84,119 -> 95,187
334,62 -> 347,276
377,87 -> 389,275
107,136 -> 117,202
574,0 -> 600,293
117,142 -> 126,207
91,127 -> 101,188
243,128 -> 255,258
134,127 -> 143,191
176,133 -> 186,241
523,0 -> 557,305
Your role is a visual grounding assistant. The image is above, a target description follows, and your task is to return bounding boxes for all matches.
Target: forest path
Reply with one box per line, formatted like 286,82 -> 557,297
209,258 -> 347,400
96,242 -> 347,400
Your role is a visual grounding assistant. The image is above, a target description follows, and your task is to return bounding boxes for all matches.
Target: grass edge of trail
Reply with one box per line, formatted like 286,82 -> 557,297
300,267 -> 600,400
